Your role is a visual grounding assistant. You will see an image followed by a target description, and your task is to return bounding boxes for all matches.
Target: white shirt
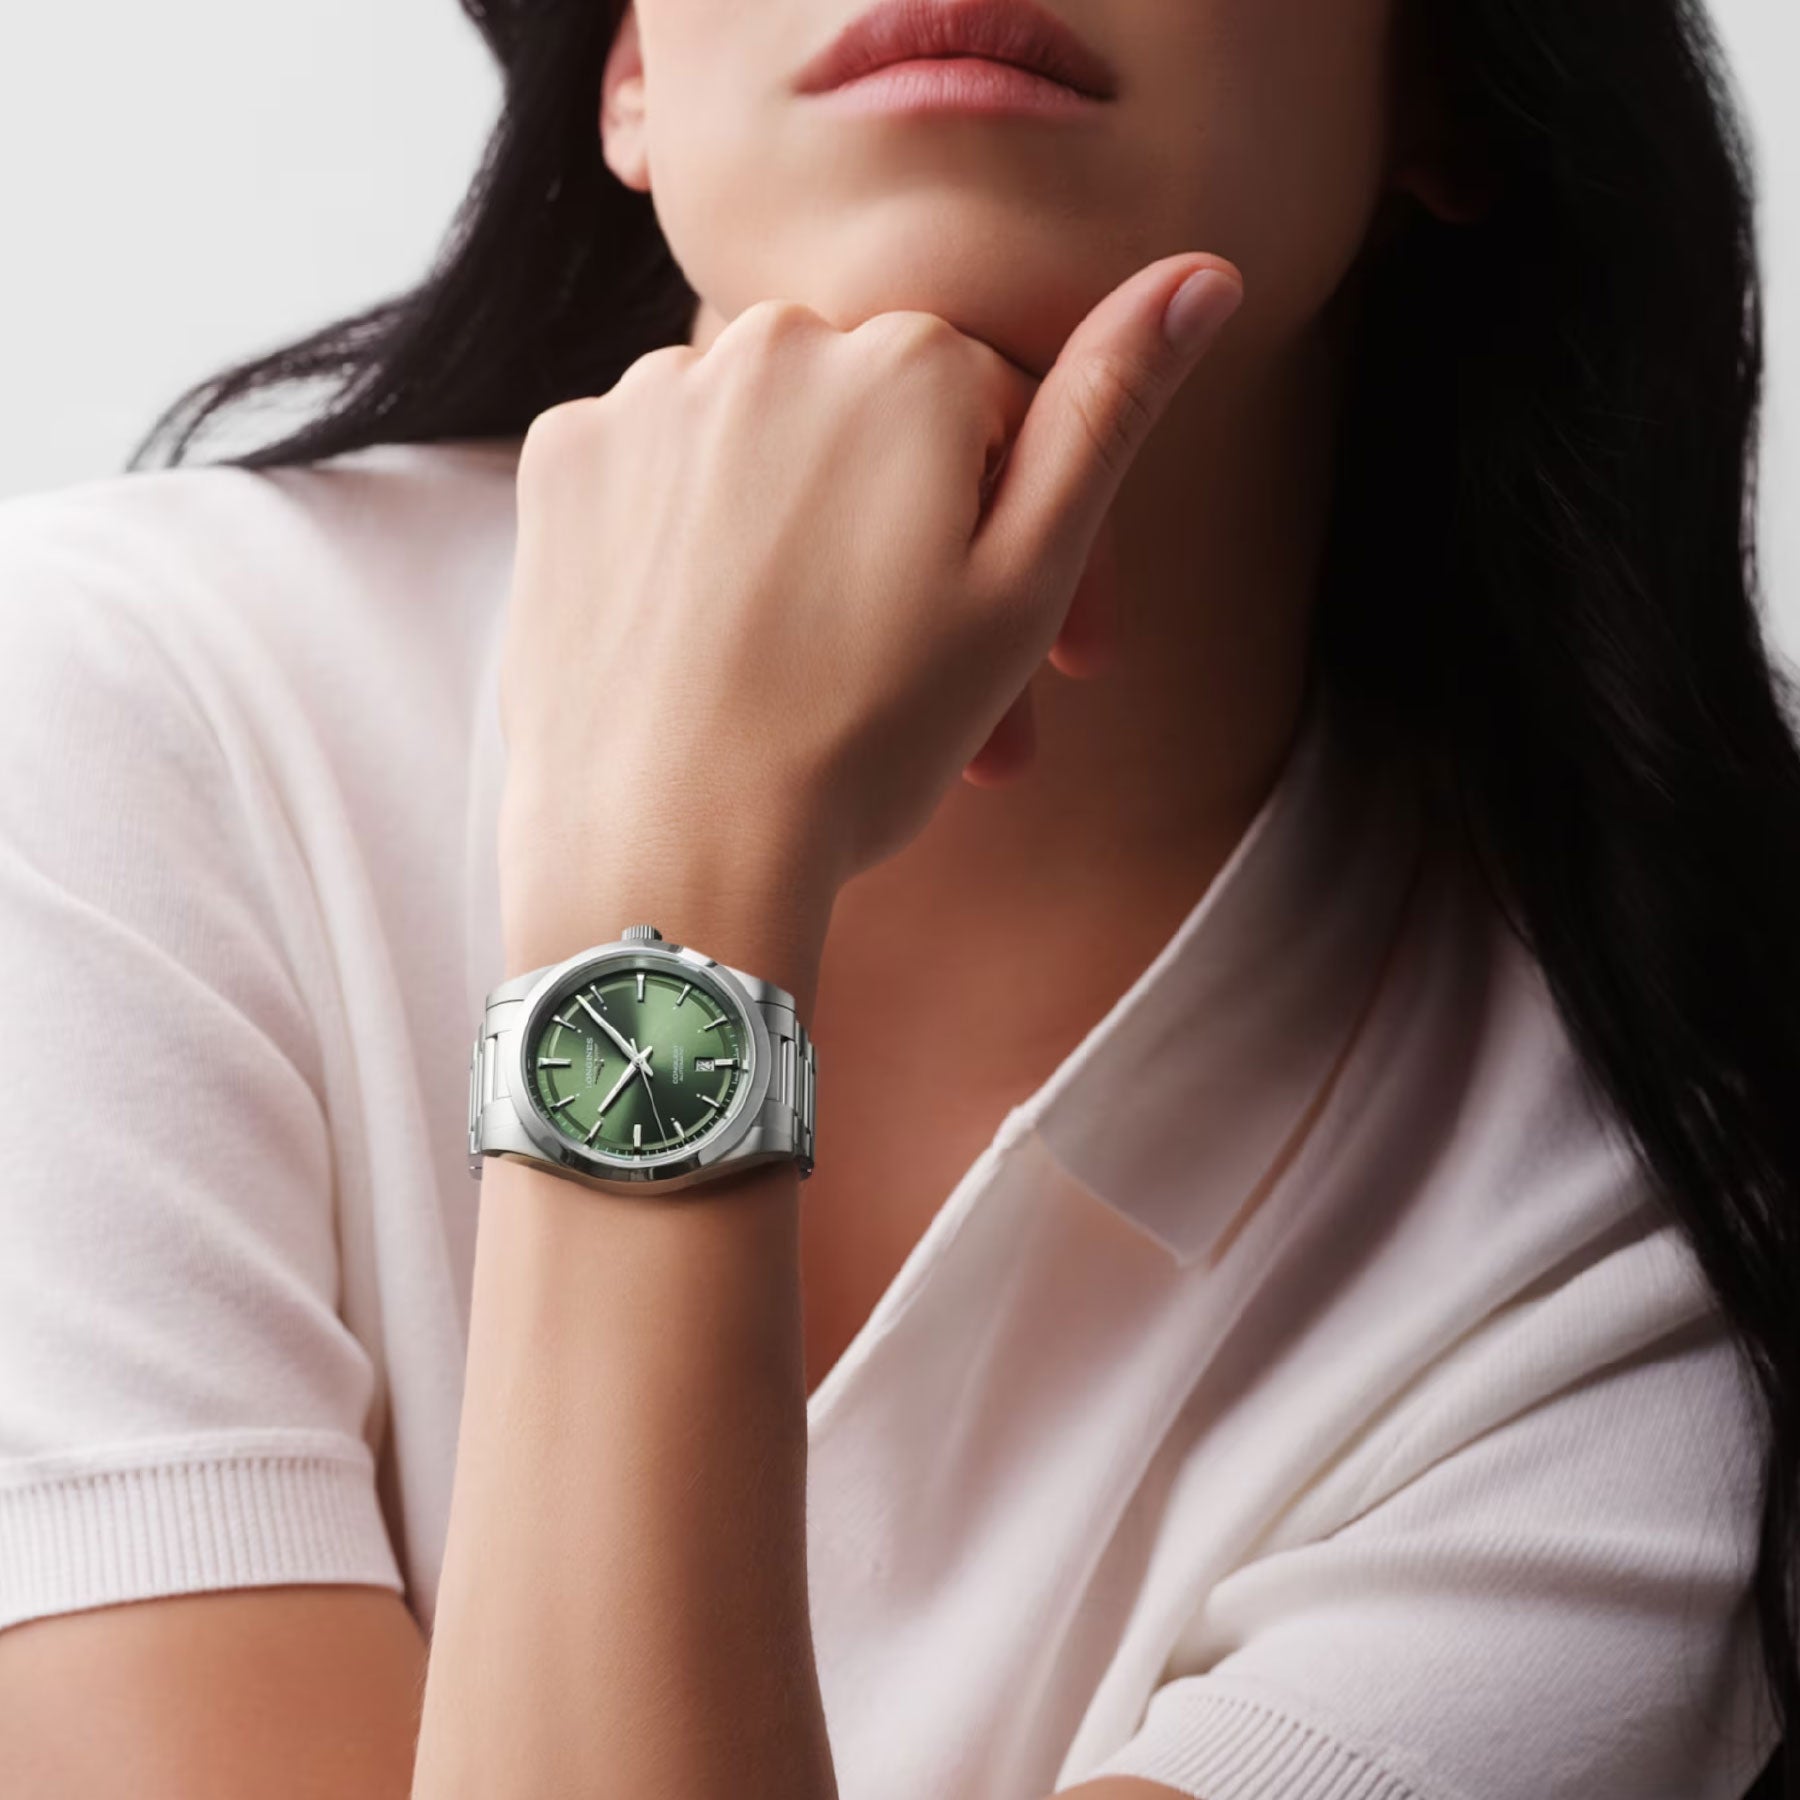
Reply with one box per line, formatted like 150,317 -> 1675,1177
0,439 -> 1777,1799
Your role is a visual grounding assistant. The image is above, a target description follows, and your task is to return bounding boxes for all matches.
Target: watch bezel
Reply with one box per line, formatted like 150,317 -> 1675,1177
499,938 -> 772,1190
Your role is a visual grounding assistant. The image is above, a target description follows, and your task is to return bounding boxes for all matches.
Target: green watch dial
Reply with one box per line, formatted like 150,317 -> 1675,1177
525,962 -> 750,1161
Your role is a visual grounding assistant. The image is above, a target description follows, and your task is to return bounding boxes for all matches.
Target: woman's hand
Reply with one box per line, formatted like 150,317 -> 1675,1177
496,252 -> 1242,978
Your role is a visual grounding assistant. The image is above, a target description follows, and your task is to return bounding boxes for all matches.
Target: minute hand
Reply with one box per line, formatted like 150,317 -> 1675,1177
590,1053 -> 641,1121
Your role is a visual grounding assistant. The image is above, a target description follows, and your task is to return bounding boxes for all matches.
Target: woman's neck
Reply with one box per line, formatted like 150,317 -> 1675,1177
886,322 -> 1338,900
813,321 -> 1344,1084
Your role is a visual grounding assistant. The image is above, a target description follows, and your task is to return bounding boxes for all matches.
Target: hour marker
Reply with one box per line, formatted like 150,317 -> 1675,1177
552,1013 -> 578,1032
633,1122 -> 642,1149
702,1013 -> 728,1033
537,1057 -> 572,1069
548,1094 -> 577,1112
675,983 -> 692,1007
702,1094 -> 723,1111
583,1117 -> 602,1144
636,971 -> 646,1002
577,991 -> 606,1027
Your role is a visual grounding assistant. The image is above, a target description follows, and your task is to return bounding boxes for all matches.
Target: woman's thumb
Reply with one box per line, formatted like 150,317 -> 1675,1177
972,254 -> 1242,599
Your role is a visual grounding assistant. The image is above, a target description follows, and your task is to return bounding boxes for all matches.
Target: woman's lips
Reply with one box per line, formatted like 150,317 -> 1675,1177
801,53 -> 1106,118
791,0 -> 1119,115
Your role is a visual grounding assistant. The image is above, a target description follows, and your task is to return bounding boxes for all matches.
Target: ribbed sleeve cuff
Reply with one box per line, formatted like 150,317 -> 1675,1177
1080,1675 -> 1440,1800
0,1433 -> 405,1631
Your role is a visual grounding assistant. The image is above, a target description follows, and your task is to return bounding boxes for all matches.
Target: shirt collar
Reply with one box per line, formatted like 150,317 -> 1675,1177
1013,676 -> 1428,1268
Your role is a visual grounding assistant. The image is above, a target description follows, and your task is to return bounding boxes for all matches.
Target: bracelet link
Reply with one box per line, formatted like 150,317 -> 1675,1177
798,1030 -> 816,1176
773,1015 -> 816,1179
467,1028 -> 495,1178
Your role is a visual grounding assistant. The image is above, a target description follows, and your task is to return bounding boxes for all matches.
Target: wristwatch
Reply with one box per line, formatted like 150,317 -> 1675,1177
467,924 -> 816,1195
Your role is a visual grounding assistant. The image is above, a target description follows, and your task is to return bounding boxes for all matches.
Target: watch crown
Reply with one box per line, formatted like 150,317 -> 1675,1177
621,924 -> 663,942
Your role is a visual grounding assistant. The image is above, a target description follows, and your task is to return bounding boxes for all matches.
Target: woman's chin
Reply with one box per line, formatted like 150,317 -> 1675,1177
695,257 -> 1131,378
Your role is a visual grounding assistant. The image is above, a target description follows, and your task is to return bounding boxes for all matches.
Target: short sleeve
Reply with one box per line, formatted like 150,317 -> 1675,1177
1076,1224 -> 1777,1800
0,502 -> 404,1632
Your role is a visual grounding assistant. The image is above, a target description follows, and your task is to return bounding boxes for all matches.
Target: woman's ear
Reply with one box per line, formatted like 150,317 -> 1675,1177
1391,147 -> 1500,226
601,3 -> 650,193
1386,3 -> 1499,225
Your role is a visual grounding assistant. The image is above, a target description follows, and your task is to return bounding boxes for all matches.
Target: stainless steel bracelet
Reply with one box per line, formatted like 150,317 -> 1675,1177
467,970 -> 816,1182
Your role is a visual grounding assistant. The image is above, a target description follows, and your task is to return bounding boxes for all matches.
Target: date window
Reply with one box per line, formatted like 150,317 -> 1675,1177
695,1058 -> 717,1073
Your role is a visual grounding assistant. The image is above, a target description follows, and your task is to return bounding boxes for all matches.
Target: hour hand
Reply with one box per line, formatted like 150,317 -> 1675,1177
578,988 -> 639,1062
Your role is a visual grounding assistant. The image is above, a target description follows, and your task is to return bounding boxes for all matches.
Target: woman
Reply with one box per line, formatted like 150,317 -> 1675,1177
0,0 -> 1793,1795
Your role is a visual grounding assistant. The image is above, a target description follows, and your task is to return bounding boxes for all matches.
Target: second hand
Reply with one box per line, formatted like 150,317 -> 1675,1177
629,1035 -> 669,1145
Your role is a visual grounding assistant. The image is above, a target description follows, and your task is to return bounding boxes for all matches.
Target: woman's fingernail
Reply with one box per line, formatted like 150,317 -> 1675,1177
1162,268 -> 1243,356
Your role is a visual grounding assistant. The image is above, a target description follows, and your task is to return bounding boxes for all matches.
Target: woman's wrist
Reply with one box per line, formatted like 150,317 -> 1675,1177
497,797 -> 837,1019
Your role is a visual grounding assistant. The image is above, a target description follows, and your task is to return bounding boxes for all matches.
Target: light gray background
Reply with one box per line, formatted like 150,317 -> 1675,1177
2,3 -> 1793,649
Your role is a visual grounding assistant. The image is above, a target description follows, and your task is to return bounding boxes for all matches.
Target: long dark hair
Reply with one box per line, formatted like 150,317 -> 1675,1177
127,0 -> 1798,1789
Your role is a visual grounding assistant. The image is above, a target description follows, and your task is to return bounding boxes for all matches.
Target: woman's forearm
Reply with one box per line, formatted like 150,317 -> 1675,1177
411,1154 -> 832,1800
411,871 -> 836,1800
